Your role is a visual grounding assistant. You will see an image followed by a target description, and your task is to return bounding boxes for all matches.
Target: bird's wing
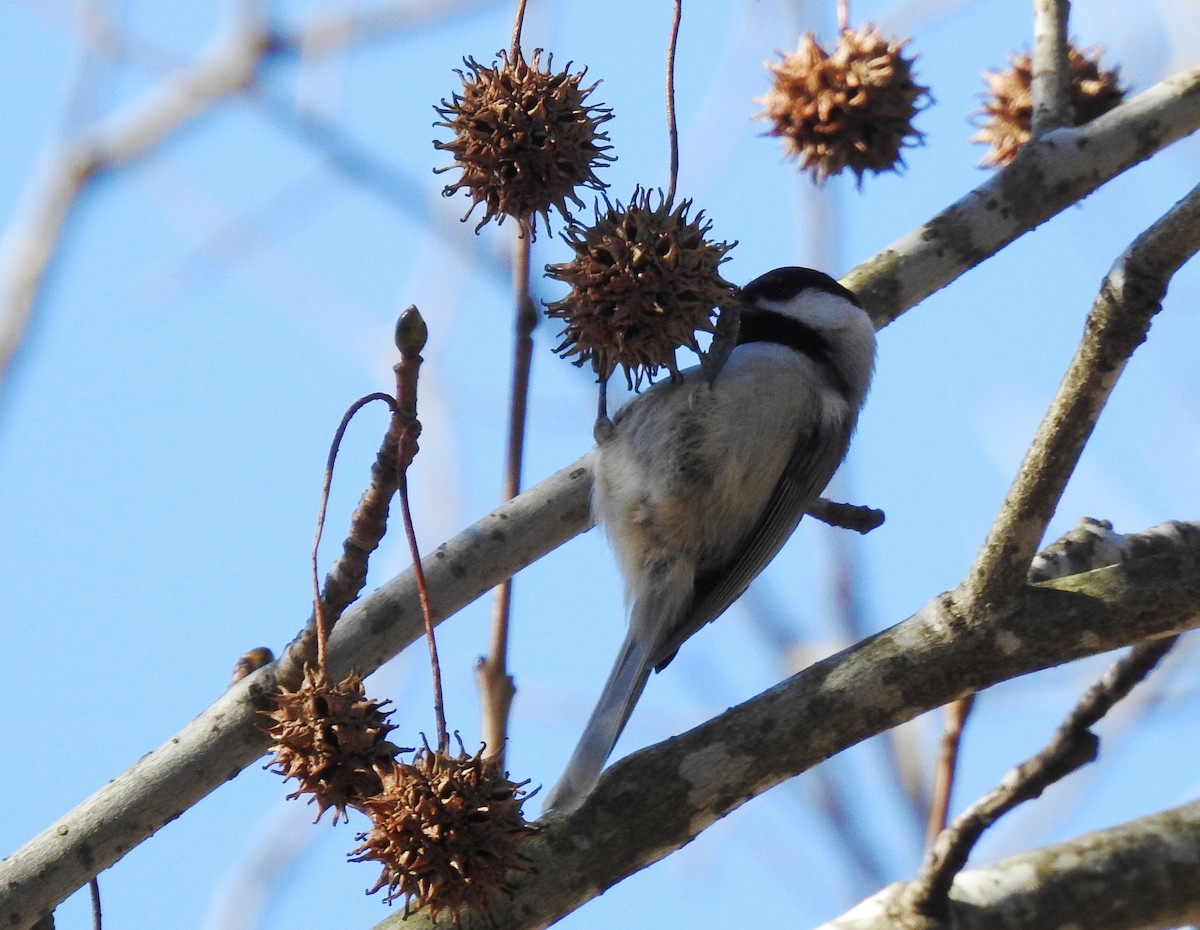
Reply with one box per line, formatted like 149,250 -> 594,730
650,416 -> 853,671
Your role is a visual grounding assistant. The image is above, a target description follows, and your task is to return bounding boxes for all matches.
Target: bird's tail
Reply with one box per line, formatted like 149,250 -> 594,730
541,627 -> 653,814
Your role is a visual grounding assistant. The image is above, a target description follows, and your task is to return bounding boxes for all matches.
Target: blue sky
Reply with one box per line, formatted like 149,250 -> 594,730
2,1 -> 1200,928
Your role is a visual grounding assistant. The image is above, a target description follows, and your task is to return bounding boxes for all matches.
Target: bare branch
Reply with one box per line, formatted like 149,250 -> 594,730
369,520 -> 1200,930
818,800 -> 1200,930
1030,0 -> 1072,134
959,180 -> 1200,610
902,637 -> 1178,922
842,64 -> 1200,327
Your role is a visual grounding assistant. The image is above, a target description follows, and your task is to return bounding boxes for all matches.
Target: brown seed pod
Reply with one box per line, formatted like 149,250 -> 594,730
758,25 -> 930,184
434,48 -> 614,238
545,188 -> 736,389
351,741 -> 536,923
973,44 -> 1126,167
262,665 -> 405,823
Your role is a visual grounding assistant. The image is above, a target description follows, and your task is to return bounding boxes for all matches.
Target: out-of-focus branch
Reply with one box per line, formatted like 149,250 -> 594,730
818,800 -> 1200,930
0,17 -> 268,395
373,519 -> 1200,930
0,0 -> 506,401
274,0 -> 501,59
1030,0 -> 1072,134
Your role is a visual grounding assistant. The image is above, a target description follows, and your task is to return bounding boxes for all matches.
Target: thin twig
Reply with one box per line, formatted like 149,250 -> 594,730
310,392 -> 398,672
924,694 -> 973,847
903,637 -> 1179,921
479,236 -> 536,761
399,478 -> 447,749
664,0 -> 682,205
1030,0 -> 1072,135
837,0 -> 850,31
510,0 -> 528,58
89,878 -> 101,930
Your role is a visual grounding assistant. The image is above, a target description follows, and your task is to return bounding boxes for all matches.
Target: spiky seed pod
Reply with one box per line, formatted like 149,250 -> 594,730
351,742 -> 536,923
434,48 -> 614,239
545,188 -> 736,389
759,25 -> 930,184
263,665 -> 406,823
973,44 -> 1126,167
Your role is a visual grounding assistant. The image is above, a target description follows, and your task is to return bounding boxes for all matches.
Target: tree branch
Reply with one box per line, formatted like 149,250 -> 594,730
959,180 -> 1200,611
371,520 -> 1200,930
901,637 -> 1177,922
842,63 -> 1200,327
819,800 -> 1200,930
1030,0 -> 1072,134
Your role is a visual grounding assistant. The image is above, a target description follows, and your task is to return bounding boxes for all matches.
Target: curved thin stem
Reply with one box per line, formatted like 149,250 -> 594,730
310,391 -> 398,672
664,0 -> 682,205
398,469 -> 448,750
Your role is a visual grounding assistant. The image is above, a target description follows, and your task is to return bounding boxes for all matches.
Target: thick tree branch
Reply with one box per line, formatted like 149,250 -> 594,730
842,64 -> 1200,327
819,800 -> 1200,930
372,520 -> 1200,930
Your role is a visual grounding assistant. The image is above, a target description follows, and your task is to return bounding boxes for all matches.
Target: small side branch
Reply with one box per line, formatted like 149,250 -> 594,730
807,498 -> 885,534
479,237 -> 538,761
901,637 -> 1178,922
1030,0 -> 1072,134
818,800 -> 1200,930
960,179 -> 1200,614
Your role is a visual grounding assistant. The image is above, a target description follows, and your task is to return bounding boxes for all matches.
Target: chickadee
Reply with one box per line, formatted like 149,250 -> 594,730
544,266 -> 876,813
